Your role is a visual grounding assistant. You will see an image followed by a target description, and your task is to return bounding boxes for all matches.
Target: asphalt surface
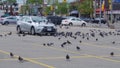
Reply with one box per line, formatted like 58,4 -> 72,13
0,24 -> 120,68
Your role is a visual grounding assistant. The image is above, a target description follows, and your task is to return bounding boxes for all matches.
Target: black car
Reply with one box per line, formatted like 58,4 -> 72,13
91,18 -> 107,24
80,17 -> 92,23
47,16 -> 65,25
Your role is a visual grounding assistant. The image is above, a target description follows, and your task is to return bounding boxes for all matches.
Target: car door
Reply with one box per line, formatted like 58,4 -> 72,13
71,18 -> 78,25
76,18 -> 82,25
19,17 -> 26,31
24,17 -> 32,32
6,16 -> 15,24
11,17 -> 17,24
5,17 -> 14,24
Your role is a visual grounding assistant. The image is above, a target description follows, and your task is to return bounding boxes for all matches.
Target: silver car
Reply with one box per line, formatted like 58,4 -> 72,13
0,16 -> 18,25
16,16 -> 57,35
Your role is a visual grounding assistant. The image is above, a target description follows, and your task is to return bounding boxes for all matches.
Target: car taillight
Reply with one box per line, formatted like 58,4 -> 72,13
0,18 -> 3,20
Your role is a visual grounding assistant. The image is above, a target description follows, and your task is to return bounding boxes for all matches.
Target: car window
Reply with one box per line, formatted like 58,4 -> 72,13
31,16 -> 46,23
76,18 -> 81,21
7,17 -> 13,19
20,17 -> 26,21
71,18 -> 75,21
25,17 -> 31,22
7,17 -> 17,20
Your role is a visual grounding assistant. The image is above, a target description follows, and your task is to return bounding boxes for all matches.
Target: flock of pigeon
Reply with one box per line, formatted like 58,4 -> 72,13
41,27 -> 120,61
1,27 -> 120,62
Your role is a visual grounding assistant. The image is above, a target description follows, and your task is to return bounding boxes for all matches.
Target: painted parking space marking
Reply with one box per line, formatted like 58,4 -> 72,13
83,42 -> 120,51
0,49 -> 55,68
31,43 -> 120,63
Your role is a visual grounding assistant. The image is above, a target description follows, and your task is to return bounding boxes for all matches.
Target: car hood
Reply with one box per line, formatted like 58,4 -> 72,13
39,22 -> 55,27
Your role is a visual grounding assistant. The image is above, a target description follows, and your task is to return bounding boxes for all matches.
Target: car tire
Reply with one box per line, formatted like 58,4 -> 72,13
1,23 -> 5,25
17,26 -> 22,34
30,27 -> 35,35
81,23 -> 86,27
69,23 -> 73,26
4,21 -> 9,25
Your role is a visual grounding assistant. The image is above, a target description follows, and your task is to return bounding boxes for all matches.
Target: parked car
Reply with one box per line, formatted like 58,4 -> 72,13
80,17 -> 92,23
16,16 -> 57,35
0,16 -> 18,25
47,16 -> 64,25
61,17 -> 87,26
91,18 -> 107,24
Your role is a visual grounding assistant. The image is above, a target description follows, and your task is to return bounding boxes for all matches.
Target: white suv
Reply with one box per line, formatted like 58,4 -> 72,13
16,16 -> 57,35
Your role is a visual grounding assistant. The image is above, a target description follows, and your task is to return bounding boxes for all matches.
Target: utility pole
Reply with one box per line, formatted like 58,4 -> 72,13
110,0 -> 113,24
99,0 -> 102,26
93,0 -> 96,18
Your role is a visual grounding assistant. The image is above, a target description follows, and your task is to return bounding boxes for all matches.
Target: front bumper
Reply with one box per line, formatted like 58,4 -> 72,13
35,26 -> 57,34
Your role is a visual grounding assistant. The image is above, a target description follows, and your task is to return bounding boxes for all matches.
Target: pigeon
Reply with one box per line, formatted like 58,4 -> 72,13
91,33 -> 95,37
22,33 -> 26,37
10,52 -> 14,58
96,38 -> 98,41
8,32 -> 12,35
18,56 -> 24,62
82,36 -> 85,39
66,54 -> 70,61
47,43 -> 54,46
79,40 -> 82,43
87,37 -> 89,40
61,42 -> 67,48
61,44 -> 64,48
99,32 -> 104,37
67,40 -> 71,44
49,43 -> 54,46
0,35 -> 3,37
112,41 -> 115,44
76,46 -> 80,50
58,38 -> 61,40
47,43 -> 50,46
110,52 -> 114,56
43,43 -> 46,46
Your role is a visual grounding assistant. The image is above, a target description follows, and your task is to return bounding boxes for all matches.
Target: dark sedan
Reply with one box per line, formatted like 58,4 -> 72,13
91,18 -> 107,24
47,16 -> 65,25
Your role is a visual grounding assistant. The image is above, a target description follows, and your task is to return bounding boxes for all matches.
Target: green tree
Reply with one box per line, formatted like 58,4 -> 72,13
26,0 -> 42,4
44,0 -> 68,15
44,6 -> 51,15
56,2 -> 68,15
78,0 -> 93,17
7,0 -> 16,4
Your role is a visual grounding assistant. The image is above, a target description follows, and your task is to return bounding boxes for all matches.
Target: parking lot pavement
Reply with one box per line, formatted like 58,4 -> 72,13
0,24 -> 120,68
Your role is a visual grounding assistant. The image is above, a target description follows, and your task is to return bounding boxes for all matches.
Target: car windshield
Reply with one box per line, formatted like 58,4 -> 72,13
31,16 -> 45,23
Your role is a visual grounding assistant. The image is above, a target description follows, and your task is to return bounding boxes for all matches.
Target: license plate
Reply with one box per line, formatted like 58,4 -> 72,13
47,28 -> 52,31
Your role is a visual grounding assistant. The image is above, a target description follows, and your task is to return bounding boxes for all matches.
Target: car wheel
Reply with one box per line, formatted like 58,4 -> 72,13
17,26 -> 22,34
69,22 -> 73,26
4,21 -> 9,25
81,23 -> 86,27
1,23 -> 5,25
30,27 -> 35,35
